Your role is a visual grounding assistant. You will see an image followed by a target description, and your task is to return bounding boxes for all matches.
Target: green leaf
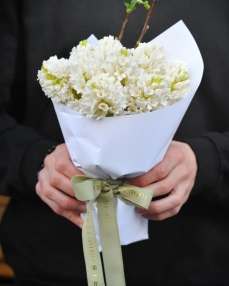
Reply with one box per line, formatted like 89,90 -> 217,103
124,2 -> 130,9
137,0 -> 150,10
124,0 -> 138,12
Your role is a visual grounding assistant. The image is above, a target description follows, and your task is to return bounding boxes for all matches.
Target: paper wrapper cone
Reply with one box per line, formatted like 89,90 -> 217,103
53,20 -> 204,249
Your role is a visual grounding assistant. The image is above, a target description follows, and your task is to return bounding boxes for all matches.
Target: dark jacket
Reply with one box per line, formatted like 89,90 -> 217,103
1,0 -> 229,285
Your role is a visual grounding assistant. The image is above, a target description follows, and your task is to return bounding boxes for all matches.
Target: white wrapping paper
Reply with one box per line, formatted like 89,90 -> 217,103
53,20 -> 204,248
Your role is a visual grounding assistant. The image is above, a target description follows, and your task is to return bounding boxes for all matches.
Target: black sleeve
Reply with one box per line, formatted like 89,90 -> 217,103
0,1 -> 58,196
184,132 -> 229,208
0,113 -> 58,196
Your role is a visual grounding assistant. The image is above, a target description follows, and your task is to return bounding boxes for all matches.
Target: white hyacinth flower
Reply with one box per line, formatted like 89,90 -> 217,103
38,36 -> 190,119
37,56 -> 75,103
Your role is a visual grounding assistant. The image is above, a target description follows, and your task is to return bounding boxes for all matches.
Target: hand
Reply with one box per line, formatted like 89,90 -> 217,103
36,143 -> 86,228
125,141 -> 197,221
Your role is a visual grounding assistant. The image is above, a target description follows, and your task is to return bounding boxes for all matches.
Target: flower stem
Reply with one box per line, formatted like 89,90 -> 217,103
136,0 -> 158,46
119,11 -> 131,41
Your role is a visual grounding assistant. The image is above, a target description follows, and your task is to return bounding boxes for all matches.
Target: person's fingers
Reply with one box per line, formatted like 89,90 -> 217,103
36,143 -> 87,228
141,176 -> 174,198
41,184 -> 86,212
53,155 -> 84,179
125,141 -> 195,189
39,166 -> 75,197
124,151 -> 181,188
147,156 -> 193,197
36,181 -> 85,228
37,169 -> 86,211
125,141 -> 198,220
44,145 -> 84,179
137,181 -> 191,220
41,148 -> 84,198
142,205 -> 181,221
137,189 -> 181,213
47,169 -> 76,197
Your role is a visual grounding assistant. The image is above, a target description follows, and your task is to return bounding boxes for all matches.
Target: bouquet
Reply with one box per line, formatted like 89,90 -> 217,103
38,36 -> 189,119
38,1 -> 203,285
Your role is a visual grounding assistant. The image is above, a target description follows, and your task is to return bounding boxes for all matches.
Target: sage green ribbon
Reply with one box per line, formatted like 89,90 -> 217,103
71,175 -> 154,286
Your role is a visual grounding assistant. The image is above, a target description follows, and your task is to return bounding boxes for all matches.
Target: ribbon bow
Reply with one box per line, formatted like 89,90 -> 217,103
72,175 -> 154,286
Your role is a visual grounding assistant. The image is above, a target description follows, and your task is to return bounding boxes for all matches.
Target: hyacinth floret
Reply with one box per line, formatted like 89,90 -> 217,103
38,36 -> 190,119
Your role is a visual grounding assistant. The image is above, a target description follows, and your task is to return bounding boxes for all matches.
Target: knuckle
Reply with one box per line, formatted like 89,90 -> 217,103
129,175 -> 148,187
160,179 -> 173,193
44,154 -> 52,166
137,176 -> 148,187
61,199 -> 73,210
175,148 -> 185,163
49,172 -> 60,186
173,195 -> 182,207
55,159 -> 67,173
53,205 -> 63,216
42,186 -> 53,199
151,203 -> 161,214
155,165 -> 168,180
170,207 -> 180,216
182,165 -> 190,178
55,144 -> 63,153
63,210 -> 81,227
154,213 -> 164,221
66,211 -> 75,223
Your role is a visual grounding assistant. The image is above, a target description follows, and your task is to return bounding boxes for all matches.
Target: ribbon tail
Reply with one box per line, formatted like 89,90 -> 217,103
97,190 -> 126,286
82,199 -> 105,286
